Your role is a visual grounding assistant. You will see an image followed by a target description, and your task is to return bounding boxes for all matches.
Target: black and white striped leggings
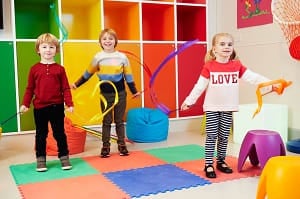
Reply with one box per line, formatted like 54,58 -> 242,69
204,111 -> 233,165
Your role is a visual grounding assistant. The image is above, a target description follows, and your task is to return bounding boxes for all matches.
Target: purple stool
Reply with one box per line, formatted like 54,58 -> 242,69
237,130 -> 286,172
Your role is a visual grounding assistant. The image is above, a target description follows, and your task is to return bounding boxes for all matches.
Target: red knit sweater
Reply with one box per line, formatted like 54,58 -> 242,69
22,62 -> 73,109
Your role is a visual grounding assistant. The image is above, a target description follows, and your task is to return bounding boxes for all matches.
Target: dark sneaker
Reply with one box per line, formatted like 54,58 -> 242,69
36,156 -> 47,172
60,155 -> 72,170
100,146 -> 110,158
118,144 -> 129,156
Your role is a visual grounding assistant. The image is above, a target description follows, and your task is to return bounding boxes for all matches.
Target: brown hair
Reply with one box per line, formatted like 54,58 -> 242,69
204,33 -> 238,63
98,28 -> 118,49
35,33 -> 60,53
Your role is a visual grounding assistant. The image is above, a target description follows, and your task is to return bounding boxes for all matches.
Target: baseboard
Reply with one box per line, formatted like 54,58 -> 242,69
1,116 -> 204,136
3,117 -> 298,142
168,117 -> 204,133
288,128 -> 300,140
86,117 -> 204,134
2,130 -> 35,136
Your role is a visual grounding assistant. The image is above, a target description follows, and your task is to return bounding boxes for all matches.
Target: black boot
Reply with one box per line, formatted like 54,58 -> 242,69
204,165 -> 216,178
100,143 -> 110,158
216,160 -> 233,173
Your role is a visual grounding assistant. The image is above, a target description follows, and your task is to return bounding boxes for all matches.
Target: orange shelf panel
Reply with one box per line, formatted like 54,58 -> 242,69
155,0 -> 174,2
117,43 -> 143,115
142,3 -> 174,41
103,1 -> 140,40
143,43 -> 176,118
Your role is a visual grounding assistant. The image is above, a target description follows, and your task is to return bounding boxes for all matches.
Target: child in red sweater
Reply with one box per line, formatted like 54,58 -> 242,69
20,33 -> 74,172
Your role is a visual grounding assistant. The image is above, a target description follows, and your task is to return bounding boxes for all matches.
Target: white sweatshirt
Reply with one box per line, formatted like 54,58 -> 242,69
183,60 -> 272,112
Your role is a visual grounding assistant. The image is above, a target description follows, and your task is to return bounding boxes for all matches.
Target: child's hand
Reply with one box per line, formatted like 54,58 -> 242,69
20,105 -> 29,113
66,106 -> 74,113
132,92 -> 141,99
272,83 -> 283,94
70,83 -> 77,90
181,103 -> 191,111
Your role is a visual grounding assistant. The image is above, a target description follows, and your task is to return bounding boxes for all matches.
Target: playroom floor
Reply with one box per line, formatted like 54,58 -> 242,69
1,130 -> 299,199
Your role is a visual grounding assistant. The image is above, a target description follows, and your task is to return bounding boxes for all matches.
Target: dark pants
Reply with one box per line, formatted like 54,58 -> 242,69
101,90 -> 127,146
34,104 -> 69,158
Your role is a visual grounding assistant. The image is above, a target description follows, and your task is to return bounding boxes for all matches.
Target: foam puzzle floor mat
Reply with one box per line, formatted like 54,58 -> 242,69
9,144 -> 261,199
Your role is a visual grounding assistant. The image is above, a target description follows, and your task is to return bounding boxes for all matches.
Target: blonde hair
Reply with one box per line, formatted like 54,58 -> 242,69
35,33 -> 60,53
98,28 -> 118,49
204,33 -> 238,63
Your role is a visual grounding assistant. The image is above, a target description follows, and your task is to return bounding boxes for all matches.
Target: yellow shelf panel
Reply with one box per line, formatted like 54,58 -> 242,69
62,0 -> 101,39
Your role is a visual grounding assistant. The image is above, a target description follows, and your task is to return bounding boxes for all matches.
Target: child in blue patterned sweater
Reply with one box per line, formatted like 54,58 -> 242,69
71,28 -> 140,158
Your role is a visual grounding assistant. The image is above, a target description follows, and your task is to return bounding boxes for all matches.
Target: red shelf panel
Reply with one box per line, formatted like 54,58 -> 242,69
178,43 -> 207,117
177,0 -> 206,3
177,5 -> 206,41
142,3 -> 174,41
143,43 -> 177,118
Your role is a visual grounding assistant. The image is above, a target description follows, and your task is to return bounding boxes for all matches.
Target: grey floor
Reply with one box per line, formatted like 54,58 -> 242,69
0,130 -> 298,199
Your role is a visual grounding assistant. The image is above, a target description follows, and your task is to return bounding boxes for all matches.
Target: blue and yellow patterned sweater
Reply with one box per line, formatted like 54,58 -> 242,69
75,51 -> 137,94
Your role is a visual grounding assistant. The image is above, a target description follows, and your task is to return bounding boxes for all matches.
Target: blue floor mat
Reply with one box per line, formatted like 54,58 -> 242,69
104,164 -> 211,198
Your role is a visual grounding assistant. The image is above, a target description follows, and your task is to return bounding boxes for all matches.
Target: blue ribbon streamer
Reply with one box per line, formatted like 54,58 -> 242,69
50,3 -> 68,43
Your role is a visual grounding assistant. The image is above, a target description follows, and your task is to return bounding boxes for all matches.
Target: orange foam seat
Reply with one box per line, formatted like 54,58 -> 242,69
46,117 -> 87,156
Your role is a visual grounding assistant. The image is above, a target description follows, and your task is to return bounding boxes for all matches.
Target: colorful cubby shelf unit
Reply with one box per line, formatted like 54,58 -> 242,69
0,0 -> 207,133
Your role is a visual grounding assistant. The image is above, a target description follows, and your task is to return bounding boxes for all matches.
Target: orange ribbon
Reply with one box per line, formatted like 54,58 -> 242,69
252,79 -> 292,118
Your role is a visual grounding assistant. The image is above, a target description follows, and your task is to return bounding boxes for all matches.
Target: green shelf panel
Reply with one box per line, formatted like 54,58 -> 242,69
0,41 -> 18,133
14,0 -> 59,39
16,41 -> 61,131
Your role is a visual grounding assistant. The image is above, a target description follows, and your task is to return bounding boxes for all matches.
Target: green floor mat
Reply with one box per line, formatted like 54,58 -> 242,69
9,157 -> 99,185
144,144 -> 210,163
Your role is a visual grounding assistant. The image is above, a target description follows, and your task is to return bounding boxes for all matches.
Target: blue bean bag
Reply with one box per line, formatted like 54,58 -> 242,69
126,108 -> 169,143
286,138 -> 300,154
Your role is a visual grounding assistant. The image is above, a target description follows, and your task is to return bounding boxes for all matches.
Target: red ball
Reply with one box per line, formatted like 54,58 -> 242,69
289,35 -> 300,60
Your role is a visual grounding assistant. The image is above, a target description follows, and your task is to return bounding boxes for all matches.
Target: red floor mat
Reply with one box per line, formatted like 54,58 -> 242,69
19,174 -> 130,199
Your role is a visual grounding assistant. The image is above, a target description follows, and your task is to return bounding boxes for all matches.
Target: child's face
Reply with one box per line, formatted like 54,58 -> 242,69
38,42 -> 57,62
213,36 -> 234,62
100,32 -> 116,53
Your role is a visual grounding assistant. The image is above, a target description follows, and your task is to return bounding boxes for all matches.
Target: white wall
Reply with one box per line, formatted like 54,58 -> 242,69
212,0 -> 300,132
0,0 -> 13,40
